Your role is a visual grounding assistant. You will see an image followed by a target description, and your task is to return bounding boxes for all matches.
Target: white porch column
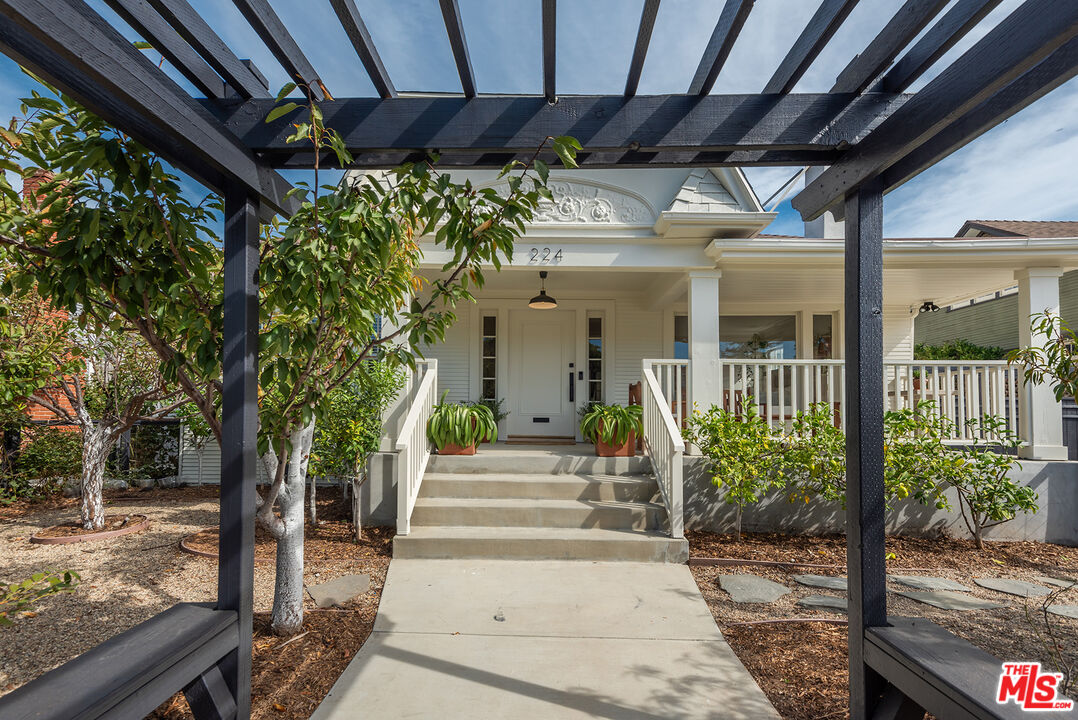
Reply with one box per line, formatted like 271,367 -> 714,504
687,270 -> 722,412
1016,268 -> 1067,460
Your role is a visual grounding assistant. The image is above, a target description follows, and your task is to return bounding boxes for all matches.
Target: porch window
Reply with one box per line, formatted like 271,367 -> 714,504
720,315 -> 796,359
673,315 -> 688,360
588,315 -> 603,402
481,315 -> 497,400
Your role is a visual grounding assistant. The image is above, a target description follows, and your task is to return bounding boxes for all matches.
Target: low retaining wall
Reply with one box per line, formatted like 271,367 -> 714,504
683,456 -> 1078,546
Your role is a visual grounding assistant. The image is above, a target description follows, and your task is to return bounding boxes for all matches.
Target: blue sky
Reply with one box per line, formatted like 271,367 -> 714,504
5,0 -> 1076,238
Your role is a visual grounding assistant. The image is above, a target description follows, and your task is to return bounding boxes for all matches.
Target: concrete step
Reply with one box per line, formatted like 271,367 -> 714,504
426,451 -> 649,476
410,497 -> 667,531
393,527 -> 688,563
420,473 -> 658,502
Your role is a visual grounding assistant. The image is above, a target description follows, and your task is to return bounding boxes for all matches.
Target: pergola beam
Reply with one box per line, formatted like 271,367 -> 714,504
330,0 -> 396,99
144,0 -> 269,98
875,0 -> 1003,93
104,0 -> 228,99
763,0 -> 860,94
0,0 -> 293,214
208,92 -> 909,160
231,0 -> 327,100
830,0 -> 948,95
624,0 -> 660,97
793,0 -> 1078,220
438,0 -> 475,98
688,0 -> 754,96
881,35 -> 1078,193
542,0 -> 556,101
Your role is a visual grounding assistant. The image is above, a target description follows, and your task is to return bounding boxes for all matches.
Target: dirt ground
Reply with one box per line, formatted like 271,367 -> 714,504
689,531 -> 1078,720
0,486 -> 391,720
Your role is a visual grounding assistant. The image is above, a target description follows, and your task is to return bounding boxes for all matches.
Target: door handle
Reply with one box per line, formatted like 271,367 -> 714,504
569,372 -> 575,402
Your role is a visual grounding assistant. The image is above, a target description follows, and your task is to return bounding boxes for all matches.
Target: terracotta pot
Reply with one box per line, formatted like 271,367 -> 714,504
437,441 -> 477,455
593,423 -> 636,457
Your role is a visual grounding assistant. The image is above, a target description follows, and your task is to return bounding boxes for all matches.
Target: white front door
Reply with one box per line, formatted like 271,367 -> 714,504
508,309 -> 576,437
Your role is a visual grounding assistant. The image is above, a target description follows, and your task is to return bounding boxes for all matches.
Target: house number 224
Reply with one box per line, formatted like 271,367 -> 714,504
528,247 -> 563,263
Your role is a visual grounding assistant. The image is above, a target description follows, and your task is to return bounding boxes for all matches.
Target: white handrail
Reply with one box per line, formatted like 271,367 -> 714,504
395,359 -> 438,535
641,361 -> 685,539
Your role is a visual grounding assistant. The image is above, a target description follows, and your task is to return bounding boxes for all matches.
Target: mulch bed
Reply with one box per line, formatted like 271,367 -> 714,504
180,525 -> 278,563
31,513 -> 148,539
148,490 -> 394,720
724,622 -> 849,720
691,531 -> 1078,720
0,485 -> 220,521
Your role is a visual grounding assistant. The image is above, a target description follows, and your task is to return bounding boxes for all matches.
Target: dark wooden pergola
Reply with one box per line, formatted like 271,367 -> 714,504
0,1 -> 1075,719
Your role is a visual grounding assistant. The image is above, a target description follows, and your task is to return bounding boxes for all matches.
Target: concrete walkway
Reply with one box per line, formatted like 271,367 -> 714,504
312,560 -> 780,719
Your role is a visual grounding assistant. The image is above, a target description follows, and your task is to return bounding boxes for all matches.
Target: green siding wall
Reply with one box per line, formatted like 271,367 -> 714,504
915,270 -> 1078,351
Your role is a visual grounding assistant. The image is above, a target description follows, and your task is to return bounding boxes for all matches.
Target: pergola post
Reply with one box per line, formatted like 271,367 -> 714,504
844,180 -> 887,720
215,187 -> 260,717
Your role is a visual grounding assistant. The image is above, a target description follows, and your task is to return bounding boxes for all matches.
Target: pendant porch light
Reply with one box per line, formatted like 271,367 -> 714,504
528,271 -> 557,309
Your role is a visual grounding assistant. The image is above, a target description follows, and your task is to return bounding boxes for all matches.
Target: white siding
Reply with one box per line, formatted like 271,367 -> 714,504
419,310 -> 472,403
614,297 -> 664,404
883,306 -> 915,362
177,426 -> 269,485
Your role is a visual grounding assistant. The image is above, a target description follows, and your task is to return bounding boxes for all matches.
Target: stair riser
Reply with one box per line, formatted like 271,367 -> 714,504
394,536 -> 689,563
426,454 -> 650,476
421,478 -> 658,503
410,504 -> 665,531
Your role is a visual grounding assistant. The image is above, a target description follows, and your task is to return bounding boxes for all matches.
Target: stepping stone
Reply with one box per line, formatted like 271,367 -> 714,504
888,574 -> 972,593
896,590 -> 1005,611
798,595 -> 847,611
1035,576 -> 1077,590
792,574 -> 847,591
307,573 -> 371,608
974,578 -> 1053,598
1047,605 -> 1078,620
718,574 -> 790,604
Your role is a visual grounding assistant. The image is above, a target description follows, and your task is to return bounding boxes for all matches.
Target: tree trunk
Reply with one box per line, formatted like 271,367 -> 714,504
309,473 -> 317,525
973,523 -> 984,551
270,422 -> 315,635
352,473 -> 363,542
81,425 -> 116,531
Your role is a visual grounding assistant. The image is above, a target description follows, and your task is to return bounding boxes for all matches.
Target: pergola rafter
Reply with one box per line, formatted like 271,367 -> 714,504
0,1 -> 1073,719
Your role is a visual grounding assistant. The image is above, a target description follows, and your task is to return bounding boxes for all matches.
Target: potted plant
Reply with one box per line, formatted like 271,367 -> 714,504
469,398 -> 509,443
428,391 -> 498,455
579,403 -> 643,457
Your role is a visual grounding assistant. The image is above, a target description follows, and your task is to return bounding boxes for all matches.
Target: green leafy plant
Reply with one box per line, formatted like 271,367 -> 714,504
427,391 -> 498,450
1008,312 -> 1078,401
953,415 -> 1036,549
883,401 -> 954,510
683,400 -> 784,541
9,425 -> 82,500
471,397 -> 509,425
579,403 -> 643,447
781,403 -> 845,505
0,569 -> 80,626
915,339 -> 1007,361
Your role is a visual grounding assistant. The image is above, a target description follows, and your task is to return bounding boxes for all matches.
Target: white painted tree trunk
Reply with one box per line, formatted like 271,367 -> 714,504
80,425 -> 115,531
268,422 -> 315,635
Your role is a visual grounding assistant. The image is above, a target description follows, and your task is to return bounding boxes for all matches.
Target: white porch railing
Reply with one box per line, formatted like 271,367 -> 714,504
395,359 -> 437,535
641,361 -> 685,539
646,359 -> 1021,443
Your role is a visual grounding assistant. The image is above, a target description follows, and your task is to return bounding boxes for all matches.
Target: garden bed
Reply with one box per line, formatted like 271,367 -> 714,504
0,485 -> 392,720
689,531 -> 1078,720
30,514 -> 149,544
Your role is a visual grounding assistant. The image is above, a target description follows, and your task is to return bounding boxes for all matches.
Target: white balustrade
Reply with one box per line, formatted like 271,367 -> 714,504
395,359 -> 438,536
641,361 -> 685,539
645,358 -> 1021,444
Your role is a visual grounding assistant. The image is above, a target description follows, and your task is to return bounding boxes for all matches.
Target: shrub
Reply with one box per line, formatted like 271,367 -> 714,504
579,403 -> 643,447
883,401 -> 953,510
782,403 -> 845,504
683,400 -> 784,540
2,426 -> 82,502
914,339 -> 1007,360
954,415 -> 1037,549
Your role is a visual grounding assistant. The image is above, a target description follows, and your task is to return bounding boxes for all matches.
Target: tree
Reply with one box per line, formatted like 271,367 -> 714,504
1008,311 -> 1078,401
0,79 -> 579,633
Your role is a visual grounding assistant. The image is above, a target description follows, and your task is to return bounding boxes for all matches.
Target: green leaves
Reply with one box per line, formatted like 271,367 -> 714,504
427,394 -> 498,450
579,403 -> 642,447
265,102 -> 300,123
551,136 -> 581,169
0,569 -> 80,626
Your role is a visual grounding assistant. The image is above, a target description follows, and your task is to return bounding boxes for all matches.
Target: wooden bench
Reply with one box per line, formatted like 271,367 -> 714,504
865,617 -> 1076,720
0,602 -> 239,720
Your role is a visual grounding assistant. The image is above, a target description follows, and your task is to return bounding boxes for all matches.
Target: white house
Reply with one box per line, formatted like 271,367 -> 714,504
384,167 -> 1078,461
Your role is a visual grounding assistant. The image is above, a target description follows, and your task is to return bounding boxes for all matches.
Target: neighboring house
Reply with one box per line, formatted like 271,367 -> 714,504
915,220 -> 1078,350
